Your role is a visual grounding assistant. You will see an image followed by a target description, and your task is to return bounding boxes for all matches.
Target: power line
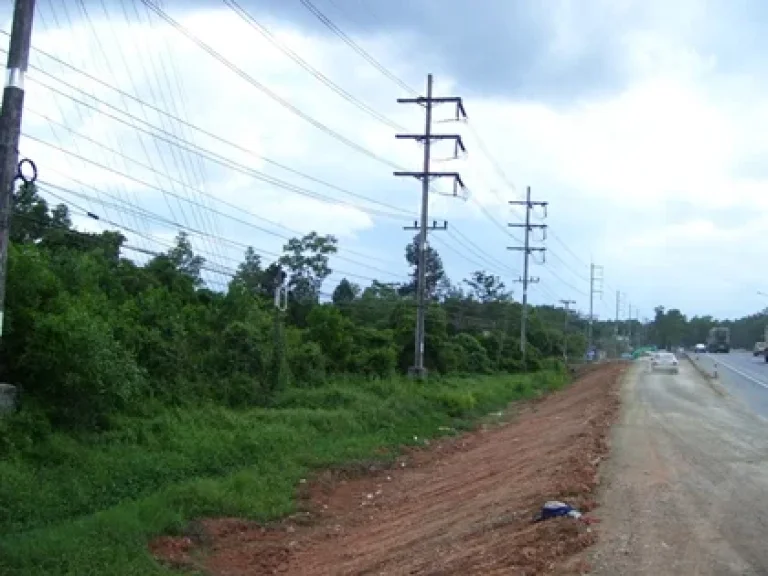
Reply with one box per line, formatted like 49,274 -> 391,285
446,226 -> 519,277
9,32 -> 587,297
223,0 -> 405,131
76,0 -> 219,261
35,181 -> 408,285
0,37 -> 419,217
137,0 -> 410,170
292,0 -> 555,273
76,0 -> 230,277
32,3 -> 155,254
297,0 -> 419,96
19,69 -> 415,220
34,175 -> 408,281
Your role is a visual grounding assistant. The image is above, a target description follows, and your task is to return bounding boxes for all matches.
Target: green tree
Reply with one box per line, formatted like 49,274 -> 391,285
401,234 -> 446,300
332,278 -> 359,305
279,232 -> 338,302
463,270 -> 512,303
229,246 -> 264,295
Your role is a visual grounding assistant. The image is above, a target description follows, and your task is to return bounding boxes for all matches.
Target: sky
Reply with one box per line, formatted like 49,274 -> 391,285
3,0 -> 768,321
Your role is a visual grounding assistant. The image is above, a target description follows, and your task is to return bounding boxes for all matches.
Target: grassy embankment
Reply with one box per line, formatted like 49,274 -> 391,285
0,369 -> 568,575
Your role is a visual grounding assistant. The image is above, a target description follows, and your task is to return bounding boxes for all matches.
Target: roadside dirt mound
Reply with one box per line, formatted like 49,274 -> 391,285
150,363 -> 625,575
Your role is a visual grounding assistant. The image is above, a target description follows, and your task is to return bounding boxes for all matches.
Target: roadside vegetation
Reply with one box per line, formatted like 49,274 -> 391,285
1,184 -> 582,575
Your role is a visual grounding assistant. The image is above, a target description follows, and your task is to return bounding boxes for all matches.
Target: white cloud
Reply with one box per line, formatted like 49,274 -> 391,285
7,1 -> 768,317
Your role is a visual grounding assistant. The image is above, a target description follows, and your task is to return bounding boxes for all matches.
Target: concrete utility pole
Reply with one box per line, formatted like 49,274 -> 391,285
509,186 -> 548,368
560,299 -> 575,363
395,73 -> 467,378
588,262 -> 604,354
614,291 -> 622,357
627,304 -> 633,348
0,0 -> 36,338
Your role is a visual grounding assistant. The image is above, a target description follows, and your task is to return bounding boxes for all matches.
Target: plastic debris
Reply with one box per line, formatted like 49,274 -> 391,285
532,501 -> 583,522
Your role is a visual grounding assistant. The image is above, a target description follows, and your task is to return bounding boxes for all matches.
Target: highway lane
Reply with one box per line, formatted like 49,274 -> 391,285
592,359 -> 768,575
687,351 -> 768,419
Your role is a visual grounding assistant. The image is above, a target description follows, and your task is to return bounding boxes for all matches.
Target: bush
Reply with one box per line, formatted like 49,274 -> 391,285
17,302 -> 147,429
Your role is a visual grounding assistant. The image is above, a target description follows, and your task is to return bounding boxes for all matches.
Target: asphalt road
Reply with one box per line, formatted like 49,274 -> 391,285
591,359 -> 768,575
688,351 -> 768,418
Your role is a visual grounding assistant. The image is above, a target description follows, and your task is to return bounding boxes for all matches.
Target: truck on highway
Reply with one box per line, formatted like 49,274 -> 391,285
706,326 -> 730,353
763,326 -> 768,363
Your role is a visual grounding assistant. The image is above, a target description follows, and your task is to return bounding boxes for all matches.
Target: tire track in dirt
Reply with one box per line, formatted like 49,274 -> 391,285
151,363 -> 626,575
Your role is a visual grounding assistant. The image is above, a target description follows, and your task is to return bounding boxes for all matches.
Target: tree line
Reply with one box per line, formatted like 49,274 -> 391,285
0,183 -> 592,436
645,305 -> 768,350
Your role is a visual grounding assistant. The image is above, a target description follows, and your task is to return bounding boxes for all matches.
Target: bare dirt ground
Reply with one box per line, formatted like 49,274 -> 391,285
151,363 -> 626,575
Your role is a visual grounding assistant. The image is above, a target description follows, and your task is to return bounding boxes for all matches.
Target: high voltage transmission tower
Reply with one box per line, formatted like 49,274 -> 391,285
588,262 -> 604,353
395,73 -> 467,378
508,186 -> 548,366
0,0 -> 36,341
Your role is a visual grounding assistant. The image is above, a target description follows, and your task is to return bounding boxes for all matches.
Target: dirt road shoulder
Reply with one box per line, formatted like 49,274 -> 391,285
152,363 -> 627,575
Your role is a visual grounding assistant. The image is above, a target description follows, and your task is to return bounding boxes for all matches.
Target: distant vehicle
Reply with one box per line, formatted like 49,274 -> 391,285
706,327 -> 730,353
754,342 -> 766,357
651,352 -> 679,374
694,343 -> 707,353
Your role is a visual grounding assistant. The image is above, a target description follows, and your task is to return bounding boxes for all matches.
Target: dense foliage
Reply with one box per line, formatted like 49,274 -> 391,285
0,184 -> 588,439
0,185 -> 586,575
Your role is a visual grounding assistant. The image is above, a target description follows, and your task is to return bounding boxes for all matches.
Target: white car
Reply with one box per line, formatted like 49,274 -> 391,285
694,343 -> 706,354
651,352 -> 679,374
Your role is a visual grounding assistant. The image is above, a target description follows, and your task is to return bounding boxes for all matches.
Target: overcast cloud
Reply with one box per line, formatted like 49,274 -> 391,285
3,0 -> 768,320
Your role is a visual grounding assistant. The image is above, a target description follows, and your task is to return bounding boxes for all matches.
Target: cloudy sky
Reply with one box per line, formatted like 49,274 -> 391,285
2,0 -> 767,321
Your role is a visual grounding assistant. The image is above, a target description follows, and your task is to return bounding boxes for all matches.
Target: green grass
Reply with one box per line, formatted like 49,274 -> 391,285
0,370 -> 568,576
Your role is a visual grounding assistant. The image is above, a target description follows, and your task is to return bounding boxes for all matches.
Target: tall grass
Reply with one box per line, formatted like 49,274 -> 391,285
0,370 -> 567,576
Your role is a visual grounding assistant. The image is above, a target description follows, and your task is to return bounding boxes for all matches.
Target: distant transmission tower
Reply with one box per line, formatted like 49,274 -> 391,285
509,186 -> 548,367
588,263 -> 604,354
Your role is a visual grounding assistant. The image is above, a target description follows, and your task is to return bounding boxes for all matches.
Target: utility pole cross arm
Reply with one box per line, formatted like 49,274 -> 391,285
507,186 -> 548,368
395,74 -> 467,378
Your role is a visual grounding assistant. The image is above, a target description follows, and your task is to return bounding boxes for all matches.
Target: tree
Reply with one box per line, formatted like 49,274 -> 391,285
230,247 -> 266,296
463,270 -> 512,303
278,232 -> 338,302
332,278 -> 359,305
10,182 -> 50,244
401,234 -> 446,300
167,232 -> 205,283
0,187 -> 616,439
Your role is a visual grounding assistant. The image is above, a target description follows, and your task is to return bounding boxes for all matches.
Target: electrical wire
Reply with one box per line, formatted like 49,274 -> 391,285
137,0 -> 412,170
0,36 -> 419,217
35,2 -> 157,255
223,0 -> 406,131
34,180 -> 410,284
19,69 -> 415,221
297,0 -> 419,97
222,0 -> 603,305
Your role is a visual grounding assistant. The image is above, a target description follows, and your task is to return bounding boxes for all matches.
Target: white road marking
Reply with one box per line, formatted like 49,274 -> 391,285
707,355 -> 768,390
